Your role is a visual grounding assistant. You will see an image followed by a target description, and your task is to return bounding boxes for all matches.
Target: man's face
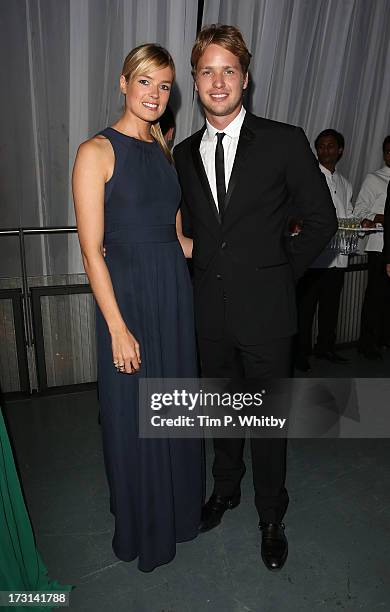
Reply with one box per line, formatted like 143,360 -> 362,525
194,44 -> 248,120
315,135 -> 343,167
384,143 -> 390,168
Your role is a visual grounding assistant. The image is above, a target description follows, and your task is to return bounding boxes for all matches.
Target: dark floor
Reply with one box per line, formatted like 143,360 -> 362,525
3,346 -> 390,611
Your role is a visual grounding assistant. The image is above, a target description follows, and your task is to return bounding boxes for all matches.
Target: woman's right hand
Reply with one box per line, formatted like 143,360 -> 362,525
111,328 -> 141,374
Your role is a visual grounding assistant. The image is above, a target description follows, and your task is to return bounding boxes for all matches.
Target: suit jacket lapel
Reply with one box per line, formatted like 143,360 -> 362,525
190,128 -> 221,225
224,123 -> 256,214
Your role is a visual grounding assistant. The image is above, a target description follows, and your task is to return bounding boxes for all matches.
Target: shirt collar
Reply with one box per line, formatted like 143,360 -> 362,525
378,165 -> 390,176
319,163 -> 338,179
205,106 -> 246,140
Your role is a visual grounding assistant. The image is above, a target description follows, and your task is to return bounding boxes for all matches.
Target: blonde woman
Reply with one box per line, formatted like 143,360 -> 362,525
72,44 -> 203,572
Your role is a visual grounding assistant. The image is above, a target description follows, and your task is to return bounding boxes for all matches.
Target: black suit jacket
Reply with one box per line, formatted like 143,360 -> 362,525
173,111 -> 337,343
383,181 -> 390,263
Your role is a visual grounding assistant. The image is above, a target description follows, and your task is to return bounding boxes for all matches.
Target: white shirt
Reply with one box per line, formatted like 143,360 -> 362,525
199,106 -> 246,210
354,166 -> 390,252
311,164 -> 353,268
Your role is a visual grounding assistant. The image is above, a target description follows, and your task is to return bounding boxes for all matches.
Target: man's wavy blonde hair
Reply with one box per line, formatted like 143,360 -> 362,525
191,24 -> 252,76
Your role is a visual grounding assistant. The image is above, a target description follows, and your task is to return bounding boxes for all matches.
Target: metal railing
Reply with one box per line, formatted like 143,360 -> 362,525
0,226 -> 95,396
0,226 -> 369,397
0,226 -> 79,350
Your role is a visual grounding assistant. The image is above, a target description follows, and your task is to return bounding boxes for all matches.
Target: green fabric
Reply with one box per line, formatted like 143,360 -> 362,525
0,407 -> 73,610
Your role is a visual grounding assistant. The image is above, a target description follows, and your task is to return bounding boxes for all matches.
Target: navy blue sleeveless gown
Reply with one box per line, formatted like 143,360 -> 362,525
95,127 -> 203,572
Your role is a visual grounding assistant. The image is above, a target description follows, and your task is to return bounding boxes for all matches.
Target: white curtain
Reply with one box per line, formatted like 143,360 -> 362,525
198,0 -> 390,197
0,0 -> 198,276
1,0 -> 390,277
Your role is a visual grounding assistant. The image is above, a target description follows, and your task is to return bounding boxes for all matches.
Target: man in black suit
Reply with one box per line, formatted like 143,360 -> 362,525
173,24 -> 337,571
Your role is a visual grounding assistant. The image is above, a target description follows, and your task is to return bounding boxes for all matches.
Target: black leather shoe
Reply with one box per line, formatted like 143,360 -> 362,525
259,522 -> 288,571
198,493 -> 240,533
315,350 -> 349,364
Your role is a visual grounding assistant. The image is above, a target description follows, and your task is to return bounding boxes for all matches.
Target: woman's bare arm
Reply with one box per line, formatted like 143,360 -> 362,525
176,209 -> 193,258
72,139 -> 140,373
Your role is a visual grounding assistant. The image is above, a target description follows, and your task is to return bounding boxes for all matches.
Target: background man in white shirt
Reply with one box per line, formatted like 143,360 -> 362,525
354,135 -> 390,359
384,182 -> 390,278
295,129 -> 353,371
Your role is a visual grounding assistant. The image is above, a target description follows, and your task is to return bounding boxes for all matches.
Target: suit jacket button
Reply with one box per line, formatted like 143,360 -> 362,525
221,241 -> 227,249
216,273 -> 222,280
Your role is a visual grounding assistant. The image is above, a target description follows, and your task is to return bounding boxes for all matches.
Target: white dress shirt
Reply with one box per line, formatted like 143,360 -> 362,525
354,166 -> 390,252
311,164 -> 353,268
199,106 -> 246,210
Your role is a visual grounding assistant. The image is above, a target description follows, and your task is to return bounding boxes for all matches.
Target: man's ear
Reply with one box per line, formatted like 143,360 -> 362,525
243,72 -> 249,90
119,75 -> 128,95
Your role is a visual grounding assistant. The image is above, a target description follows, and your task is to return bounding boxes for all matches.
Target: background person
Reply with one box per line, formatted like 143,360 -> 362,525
295,129 -> 353,371
159,104 -> 176,147
384,181 -> 390,277
354,135 -> 390,359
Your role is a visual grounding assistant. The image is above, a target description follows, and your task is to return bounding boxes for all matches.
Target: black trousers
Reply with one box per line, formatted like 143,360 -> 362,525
359,252 -> 390,351
197,333 -> 292,523
296,267 -> 345,355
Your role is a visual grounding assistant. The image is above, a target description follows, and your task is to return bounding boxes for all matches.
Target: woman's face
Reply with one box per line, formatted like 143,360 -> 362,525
120,65 -> 173,124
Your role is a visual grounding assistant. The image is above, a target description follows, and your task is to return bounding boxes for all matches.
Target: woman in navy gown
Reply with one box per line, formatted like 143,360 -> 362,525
72,44 -> 203,572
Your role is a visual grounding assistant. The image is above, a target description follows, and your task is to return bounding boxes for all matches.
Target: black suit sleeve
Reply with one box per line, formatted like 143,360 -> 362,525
285,127 -> 338,280
384,181 -> 390,263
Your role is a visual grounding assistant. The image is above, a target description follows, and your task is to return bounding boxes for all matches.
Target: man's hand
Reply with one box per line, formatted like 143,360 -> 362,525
373,214 -> 384,225
386,263 -> 390,278
360,218 -> 376,228
289,219 -> 303,234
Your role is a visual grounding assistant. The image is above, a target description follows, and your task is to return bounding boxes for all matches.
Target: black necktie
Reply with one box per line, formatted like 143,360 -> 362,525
215,132 -> 226,219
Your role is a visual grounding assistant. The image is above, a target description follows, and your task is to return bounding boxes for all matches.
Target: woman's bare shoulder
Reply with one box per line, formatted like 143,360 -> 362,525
78,134 -> 112,154
75,134 -> 114,170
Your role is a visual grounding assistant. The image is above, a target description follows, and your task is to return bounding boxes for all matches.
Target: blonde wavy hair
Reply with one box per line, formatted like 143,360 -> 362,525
121,44 -> 175,162
191,24 -> 251,76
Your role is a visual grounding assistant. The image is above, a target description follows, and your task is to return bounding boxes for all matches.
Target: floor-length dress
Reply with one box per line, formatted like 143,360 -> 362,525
0,407 -> 73,603
95,127 -> 203,572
